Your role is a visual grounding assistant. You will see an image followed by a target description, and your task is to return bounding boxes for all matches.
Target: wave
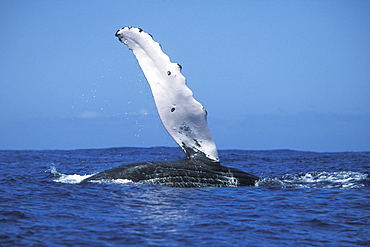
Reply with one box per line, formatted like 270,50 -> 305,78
256,171 -> 368,189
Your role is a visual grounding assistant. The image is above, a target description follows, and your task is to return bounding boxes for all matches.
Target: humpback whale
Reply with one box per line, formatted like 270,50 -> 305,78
82,27 -> 259,187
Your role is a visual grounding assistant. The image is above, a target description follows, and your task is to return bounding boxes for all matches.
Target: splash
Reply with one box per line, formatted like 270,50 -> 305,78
50,166 -> 93,184
49,166 -> 133,184
256,171 -> 368,189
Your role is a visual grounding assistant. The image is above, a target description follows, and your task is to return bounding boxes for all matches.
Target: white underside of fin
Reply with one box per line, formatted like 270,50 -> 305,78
116,27 -> 219,162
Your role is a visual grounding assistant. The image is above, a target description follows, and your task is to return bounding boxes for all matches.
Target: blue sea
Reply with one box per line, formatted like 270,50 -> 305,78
1,147 -> 369,246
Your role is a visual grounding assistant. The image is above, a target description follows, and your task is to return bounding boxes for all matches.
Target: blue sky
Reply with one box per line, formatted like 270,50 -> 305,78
1,1 -> 369,152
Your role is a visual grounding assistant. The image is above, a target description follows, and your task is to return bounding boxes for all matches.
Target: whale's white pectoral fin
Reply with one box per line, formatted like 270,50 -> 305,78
116,27 -> 219,162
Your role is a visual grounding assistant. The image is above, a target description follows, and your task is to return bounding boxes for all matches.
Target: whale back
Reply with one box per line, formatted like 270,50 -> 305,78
82,159 -> 259,187
115,27 -> 219,162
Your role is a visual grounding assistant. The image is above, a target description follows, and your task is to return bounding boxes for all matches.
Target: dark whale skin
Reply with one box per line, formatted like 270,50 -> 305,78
81,159 -> 259,188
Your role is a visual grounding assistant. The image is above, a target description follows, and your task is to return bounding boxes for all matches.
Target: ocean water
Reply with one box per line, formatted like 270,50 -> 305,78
1,147 -> 369,246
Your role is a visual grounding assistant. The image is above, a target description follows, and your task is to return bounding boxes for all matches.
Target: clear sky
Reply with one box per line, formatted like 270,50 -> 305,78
1,0 -> 369,152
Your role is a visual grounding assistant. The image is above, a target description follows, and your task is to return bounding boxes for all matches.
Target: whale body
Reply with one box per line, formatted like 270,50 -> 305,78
82,159 -> 259,187
82,27 -> 259,187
